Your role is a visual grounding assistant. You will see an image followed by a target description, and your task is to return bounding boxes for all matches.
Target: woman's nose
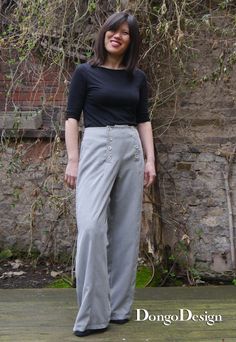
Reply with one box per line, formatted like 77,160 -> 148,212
113,31 -> 121,39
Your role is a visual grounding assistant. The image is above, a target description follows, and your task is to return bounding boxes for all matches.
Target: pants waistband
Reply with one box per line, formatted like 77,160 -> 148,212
109,125 -> 135,128
84,125 -> 136,131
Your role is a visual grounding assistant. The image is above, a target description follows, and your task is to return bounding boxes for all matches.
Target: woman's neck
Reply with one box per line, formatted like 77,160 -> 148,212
102,55 -> 125,70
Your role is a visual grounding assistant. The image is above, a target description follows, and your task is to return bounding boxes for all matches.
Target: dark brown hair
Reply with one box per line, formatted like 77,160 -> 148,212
89,12 -> 140,73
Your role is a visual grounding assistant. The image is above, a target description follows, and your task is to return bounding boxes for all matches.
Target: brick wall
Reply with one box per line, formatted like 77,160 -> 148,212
0,51 -> 68,110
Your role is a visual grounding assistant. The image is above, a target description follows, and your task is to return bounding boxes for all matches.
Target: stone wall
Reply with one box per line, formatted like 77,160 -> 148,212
155,17 -> 236,276
0,139 -> 76,258
0,51 -> 75,259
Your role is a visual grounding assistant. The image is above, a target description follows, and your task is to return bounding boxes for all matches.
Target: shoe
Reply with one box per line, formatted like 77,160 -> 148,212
110,319 -> 129,324
74,327 -> 108,337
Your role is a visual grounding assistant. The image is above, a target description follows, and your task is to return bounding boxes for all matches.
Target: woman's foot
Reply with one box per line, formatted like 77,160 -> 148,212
110,318 -> 129,324
74,327 -> 108,337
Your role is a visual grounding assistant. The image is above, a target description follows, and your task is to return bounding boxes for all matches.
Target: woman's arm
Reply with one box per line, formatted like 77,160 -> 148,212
64,118 -> 80,189
137,121 -> 156,187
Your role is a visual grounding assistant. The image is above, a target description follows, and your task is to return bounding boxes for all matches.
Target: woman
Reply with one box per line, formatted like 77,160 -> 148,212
64,11 -> 156,337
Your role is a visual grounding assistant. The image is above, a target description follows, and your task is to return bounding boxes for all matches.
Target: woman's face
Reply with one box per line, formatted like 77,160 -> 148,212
104,22 -> 130,58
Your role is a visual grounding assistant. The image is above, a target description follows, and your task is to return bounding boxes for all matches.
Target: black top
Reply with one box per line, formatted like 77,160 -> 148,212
65,63 -> 150,127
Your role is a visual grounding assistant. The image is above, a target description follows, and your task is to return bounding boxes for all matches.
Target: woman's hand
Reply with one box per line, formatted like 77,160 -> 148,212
64,118 -> 80,189
137,122 -> 156,188
144,160 -> 156,187
64,160 -> 78,189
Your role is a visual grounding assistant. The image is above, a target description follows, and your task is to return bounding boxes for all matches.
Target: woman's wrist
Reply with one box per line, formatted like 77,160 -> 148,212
146,156 -> 155,163
68,157 -> 79,163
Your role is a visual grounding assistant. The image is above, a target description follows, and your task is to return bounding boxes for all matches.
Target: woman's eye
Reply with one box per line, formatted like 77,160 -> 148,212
107,29 -> 129,35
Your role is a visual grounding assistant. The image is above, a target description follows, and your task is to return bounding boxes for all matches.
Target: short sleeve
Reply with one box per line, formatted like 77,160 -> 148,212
65,64 -> 87,121
136,72 -> 150,124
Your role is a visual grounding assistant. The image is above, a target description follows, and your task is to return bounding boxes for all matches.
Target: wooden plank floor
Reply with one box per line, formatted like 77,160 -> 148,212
0,286 -> 236,342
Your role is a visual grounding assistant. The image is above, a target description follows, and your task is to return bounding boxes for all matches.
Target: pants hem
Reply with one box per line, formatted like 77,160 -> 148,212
73,323 -> 108,332
110,315 -> 130,320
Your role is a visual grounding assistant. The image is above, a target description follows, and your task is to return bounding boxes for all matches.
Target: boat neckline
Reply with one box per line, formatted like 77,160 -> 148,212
96,65 -> 126,71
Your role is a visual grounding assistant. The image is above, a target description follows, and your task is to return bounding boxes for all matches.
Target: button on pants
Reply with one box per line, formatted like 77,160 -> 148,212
73,125 -> 144,332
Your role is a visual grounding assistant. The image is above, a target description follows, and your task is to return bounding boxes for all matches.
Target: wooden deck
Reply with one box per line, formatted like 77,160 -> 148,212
0,286 -> 236,341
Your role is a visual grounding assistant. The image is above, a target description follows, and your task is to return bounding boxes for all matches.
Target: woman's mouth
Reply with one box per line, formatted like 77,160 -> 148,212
110,40 -> 121,47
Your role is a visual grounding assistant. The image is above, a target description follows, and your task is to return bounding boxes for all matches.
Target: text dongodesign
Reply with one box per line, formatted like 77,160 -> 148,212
135,308 -> 223,326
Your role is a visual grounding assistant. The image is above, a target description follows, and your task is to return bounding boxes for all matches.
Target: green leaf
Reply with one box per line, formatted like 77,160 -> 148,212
0,249 -> 13,260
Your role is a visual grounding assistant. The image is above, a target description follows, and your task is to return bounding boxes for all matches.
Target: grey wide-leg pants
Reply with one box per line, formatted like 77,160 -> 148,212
73,125 -> 144,332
